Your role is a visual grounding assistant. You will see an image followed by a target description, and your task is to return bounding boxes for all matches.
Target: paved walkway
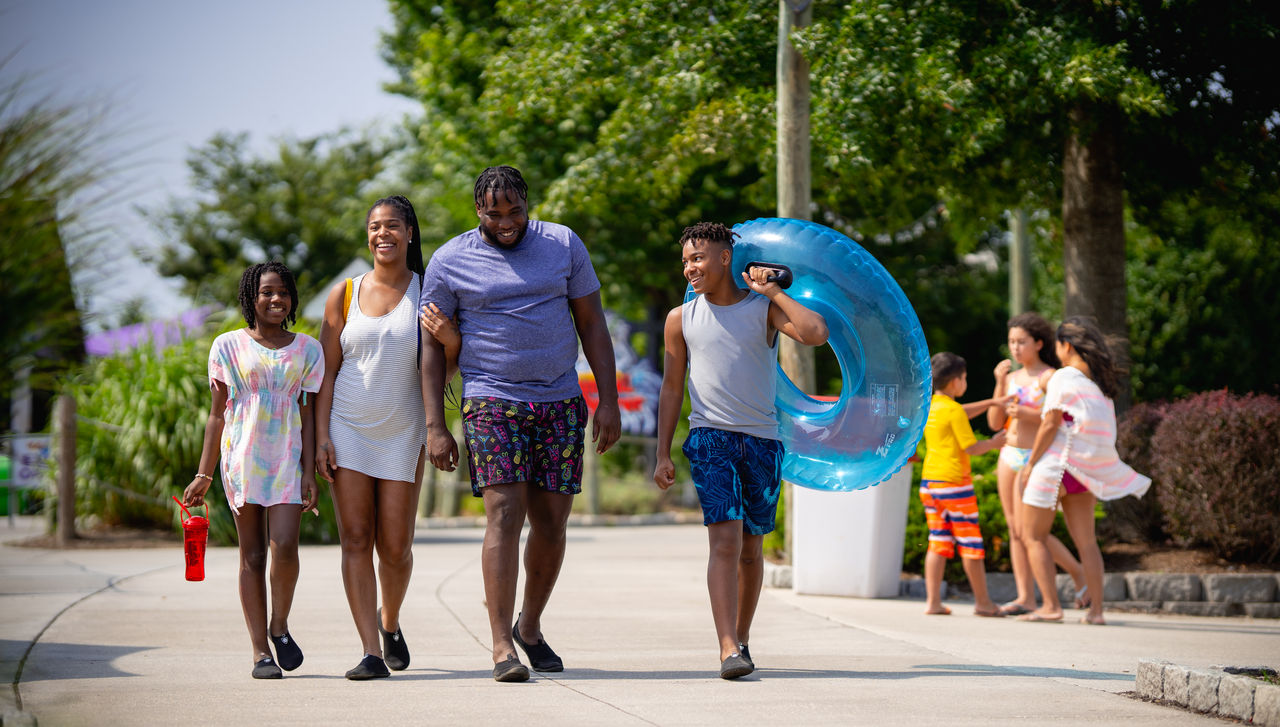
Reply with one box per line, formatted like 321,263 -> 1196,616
3,516 -> 1278,726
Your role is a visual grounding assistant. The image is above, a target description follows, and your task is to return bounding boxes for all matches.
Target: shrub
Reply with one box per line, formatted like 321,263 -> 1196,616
1152,390 -> 1280,563
63,315 -> 342,546
64,335 -> 238,542
1103,401 -> 1167,543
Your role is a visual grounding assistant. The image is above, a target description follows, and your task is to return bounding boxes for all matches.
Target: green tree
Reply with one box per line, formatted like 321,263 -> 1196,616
380,1 -> 1277,400
144,130 -> 396,306
0,72 -> 99,422
384,0 -> 782,335
1125,198 -> 1280,401
798,0 -> 1277,402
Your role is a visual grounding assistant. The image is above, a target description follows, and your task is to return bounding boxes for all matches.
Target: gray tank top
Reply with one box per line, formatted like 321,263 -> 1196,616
683,292 -> 780,440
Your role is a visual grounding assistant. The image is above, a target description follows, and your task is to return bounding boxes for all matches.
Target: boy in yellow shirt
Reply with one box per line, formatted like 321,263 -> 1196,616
920,352 -> 1010,616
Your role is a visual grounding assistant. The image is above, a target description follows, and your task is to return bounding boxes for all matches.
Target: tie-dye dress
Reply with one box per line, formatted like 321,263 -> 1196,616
208,328 -> 324,512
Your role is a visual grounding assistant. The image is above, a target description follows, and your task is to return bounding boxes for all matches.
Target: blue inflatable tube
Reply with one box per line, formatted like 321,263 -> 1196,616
685,218 -> 931,491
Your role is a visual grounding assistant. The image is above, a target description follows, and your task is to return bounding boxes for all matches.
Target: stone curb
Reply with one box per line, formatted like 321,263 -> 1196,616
1,707 -> 37,727
762,565 -> 1280,618
1136,659 -> 1280,725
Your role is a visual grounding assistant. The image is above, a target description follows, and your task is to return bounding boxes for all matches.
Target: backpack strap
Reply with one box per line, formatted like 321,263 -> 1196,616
342,277 -> 353,322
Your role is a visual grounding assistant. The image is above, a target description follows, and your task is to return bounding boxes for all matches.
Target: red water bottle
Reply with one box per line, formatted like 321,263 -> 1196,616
173,496 -> 209,581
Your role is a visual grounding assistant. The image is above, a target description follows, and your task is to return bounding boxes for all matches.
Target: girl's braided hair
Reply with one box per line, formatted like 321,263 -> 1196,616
238,261 -> 298,330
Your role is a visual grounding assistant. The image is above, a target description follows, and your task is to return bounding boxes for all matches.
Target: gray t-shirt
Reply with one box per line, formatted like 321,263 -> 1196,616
420,220 -> 601,402
683,291 -> 781,440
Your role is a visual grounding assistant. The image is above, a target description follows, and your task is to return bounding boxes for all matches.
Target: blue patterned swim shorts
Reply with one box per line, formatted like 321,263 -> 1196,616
682,427 -> 784,535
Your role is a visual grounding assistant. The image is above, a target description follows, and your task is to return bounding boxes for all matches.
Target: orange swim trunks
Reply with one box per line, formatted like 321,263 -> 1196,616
919,479 -> 985,560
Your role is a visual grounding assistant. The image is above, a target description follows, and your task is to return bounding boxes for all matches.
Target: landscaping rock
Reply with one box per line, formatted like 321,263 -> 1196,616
987,573 -> 1018,604
1059,573 -> 1127,603
1162,601 -> 1242,617
1254,683 -> 1280,727
1162,663 -> 1190,706
898,577 -> 945,600
1135,658 -> 1167,699
1055,574 -> 1077,605
1103,573 -> 1128,601
1109,600 -> 1162,613
1202,573 -> 1277,603
1245,603 -> 1280,619
763,562 -> 792,589
1125,573 -> 1202,601
1186,668 -> 1221,713
1218,674 -> 1255,721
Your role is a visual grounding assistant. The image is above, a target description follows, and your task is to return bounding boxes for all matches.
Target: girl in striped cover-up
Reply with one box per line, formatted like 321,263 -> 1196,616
1017,317 -> 1152,625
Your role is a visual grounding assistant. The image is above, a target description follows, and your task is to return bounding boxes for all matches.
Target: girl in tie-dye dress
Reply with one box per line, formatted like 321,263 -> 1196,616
183,262 -> 324,680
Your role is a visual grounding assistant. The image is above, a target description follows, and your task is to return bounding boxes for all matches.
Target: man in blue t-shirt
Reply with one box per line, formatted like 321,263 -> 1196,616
418,165 -> 621,683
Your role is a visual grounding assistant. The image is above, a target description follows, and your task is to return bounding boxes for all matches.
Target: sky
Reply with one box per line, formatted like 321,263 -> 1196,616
0,0 -> 419,329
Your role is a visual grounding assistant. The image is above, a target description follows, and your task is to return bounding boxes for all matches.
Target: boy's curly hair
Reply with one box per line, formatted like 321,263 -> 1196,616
678,222 -> 738,248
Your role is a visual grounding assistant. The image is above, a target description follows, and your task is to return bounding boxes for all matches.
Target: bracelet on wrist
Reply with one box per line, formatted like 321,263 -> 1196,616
194,473 -> 213,481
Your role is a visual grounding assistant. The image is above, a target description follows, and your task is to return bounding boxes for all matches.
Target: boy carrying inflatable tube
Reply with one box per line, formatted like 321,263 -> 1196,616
652,222 -> 828,680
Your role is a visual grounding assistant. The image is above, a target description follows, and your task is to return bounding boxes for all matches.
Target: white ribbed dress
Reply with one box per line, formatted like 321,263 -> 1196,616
329,273 -> 426,482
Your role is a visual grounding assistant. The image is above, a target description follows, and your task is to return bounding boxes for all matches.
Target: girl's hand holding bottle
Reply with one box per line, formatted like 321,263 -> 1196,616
183,474 -> 214,508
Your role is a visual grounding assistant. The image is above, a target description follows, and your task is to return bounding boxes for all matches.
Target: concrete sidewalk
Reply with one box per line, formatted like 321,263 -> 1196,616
3,517 -> 1278,726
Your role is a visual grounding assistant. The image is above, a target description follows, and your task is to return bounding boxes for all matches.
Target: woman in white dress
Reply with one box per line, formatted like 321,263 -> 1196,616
315,195 -> 456,679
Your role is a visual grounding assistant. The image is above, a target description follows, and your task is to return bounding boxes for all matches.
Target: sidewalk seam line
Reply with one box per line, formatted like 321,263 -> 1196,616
10,565 -> 171,711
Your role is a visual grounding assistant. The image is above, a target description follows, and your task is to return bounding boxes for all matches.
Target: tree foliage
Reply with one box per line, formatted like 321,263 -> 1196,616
0,72 -> 96,422
148,1 -> 1277,406
384,0 -> 782,320
144,130 -> 396,307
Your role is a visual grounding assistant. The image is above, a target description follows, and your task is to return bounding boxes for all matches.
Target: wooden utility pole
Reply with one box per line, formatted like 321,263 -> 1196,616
55,394 -> 77,545
778,0 -> 814,564
777,0 -> 814,391
1009,209 -> 1031,316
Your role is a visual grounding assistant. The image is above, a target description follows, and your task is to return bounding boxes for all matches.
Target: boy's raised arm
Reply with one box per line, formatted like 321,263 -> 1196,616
746,269 -> 828,346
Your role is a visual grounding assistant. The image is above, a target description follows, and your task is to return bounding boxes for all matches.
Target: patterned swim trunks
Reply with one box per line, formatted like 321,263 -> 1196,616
461,396 -> 588,497
682,427 -> 784,535
919,479 -> 985,560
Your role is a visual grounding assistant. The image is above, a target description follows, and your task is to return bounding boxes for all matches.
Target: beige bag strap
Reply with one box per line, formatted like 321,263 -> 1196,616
342,277 -> 353,322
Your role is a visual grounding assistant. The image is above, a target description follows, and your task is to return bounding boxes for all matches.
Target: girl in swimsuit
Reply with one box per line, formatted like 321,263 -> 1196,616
987,313 -> 1086,616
